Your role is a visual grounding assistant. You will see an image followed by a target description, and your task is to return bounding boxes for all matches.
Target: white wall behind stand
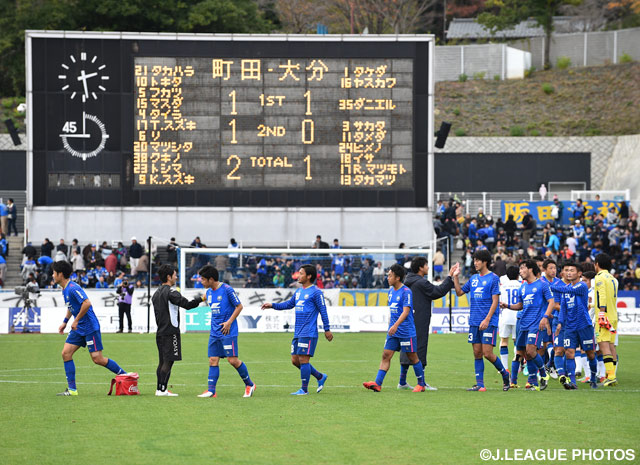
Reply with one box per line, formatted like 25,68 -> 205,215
601,134 -> 640,209
27,207 -> 433,247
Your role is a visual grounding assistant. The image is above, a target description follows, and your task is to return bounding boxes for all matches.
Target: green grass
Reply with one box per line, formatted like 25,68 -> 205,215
1,333 -> 639,465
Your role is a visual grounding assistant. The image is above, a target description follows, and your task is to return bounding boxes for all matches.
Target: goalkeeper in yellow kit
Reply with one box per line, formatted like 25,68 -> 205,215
594,253 -> 618,387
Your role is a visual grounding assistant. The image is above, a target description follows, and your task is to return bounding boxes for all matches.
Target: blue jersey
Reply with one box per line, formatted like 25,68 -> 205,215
63,281 -> 100,336
461,272 -> 500,327
272,285 -> 330,338
541,275 -> 562,317
515,279 -> 552,331
206,283 -> 242,339
553,281 -> 592,331
387,285 -> 416,338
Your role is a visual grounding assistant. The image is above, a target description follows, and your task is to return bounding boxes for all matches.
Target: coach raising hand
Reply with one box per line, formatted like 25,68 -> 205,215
397,257 -> 460,391
152,264 -> 204,396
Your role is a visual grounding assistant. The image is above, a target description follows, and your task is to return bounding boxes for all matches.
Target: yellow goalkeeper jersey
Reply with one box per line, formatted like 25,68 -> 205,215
594,270 -> 618,321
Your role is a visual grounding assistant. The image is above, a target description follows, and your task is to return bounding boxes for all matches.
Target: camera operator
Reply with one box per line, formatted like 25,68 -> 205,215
116,278 -> 134,333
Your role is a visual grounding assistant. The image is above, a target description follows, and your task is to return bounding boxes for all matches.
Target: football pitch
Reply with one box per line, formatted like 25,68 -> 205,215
1,332 -> 639,465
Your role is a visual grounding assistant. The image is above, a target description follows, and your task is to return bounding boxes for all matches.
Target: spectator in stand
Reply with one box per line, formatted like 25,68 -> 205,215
95,275 -> 109,289
22,241 -> 36,260
493,255 -> 507,277
7,199 -> 17,236
114,242 -> 127,271
273,269 -> 285,287
129,237 -> 143,273
551,197 -> 564,228
504,215 -> 517,247
609,224 -> 622,247
433,249 -> 445,278
372,261 -> 384,287
227,238 -> 240,277
619,201 -> 629,227
468,218 -> 478,244
56,239 -> 69,259
462,247 -> 473,277
244,272 -> 260,288
135,253 -> 150,282
0,200 -> 7,235
191,272 -> 204,288
313,235 -> 329,249
572,198 -> 586,222
41,238 -> 54,258
546,229 -> 561,253
332,238 -> 341,250
395,242 -> 409,266
606,207 -> 619,225
105,249 -> 117,276
358,259 -> 373,288
572,220 -> 585,244
54,248 -> 68,263
0,252 -> 6,284
21,258 -> 36,282
84,244 -> 102,269
71,249 -> 84,272
166,237 -> 178,265
214,253 -> 228,282
69,238 -> 80,256
476,207 -> 486,225
539,183 -> 547,201
0,233 -> 7,258
38,252 -> 54,274
521,210 -> 535,244
116,278 -> 135,333
566,232 -> 577,254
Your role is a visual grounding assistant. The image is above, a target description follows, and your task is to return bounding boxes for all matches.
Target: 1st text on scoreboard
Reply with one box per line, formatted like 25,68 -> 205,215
133,57 -> 413,190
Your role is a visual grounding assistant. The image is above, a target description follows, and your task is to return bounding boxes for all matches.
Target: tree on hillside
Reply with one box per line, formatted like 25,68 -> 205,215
447,0 -> 487,18
477,0 -> 582,69
606,0 -> 640,28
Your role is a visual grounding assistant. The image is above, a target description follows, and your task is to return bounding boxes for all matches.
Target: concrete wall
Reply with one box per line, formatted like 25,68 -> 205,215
601,134 -> 640,209
26,206 -> 433,247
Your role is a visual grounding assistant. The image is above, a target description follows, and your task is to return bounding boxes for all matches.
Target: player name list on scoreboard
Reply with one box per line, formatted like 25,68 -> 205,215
133,57 -> 413,189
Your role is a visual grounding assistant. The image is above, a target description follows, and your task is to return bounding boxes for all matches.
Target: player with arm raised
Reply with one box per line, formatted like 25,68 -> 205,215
594,253 -> 619,387
261,264 -> 333,395
550,262 -> 599,389
453,250 -> 510,392
152,264 -> 204,396
363,264 -> 427,392
53,261 -> 127,396
500,260 -> 554,391
197,265 -> 255,398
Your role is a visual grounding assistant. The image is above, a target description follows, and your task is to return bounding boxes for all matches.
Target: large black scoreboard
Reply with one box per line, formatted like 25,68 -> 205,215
27,32 -> 433,207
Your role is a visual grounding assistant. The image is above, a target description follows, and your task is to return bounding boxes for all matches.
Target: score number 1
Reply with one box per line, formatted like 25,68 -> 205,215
226,155 -> 312,181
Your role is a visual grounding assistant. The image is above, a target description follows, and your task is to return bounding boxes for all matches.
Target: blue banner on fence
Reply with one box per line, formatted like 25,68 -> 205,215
9,307 -> 41,333
501,200 -> 628,226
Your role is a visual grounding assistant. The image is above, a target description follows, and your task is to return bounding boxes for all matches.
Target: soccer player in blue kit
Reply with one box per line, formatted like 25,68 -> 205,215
540,259 -> 561,373
363,264 -> 427,393
261,264 -> 333,396
453,250 -> 510,391
52,261 -> 127,396
550,262 -> 599,389
500,260 -> 554,391
197,265 -> 255,398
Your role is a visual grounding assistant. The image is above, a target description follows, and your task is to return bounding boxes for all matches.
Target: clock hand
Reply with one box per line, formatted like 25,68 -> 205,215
83,72 -> 99,80
81,77 -> 89,97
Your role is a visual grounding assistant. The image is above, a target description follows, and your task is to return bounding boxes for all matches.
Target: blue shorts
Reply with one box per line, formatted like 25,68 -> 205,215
516,329 -> 544,350
208,336 -> 238,358
384,335 -> 417,353
467,325 -> 498,346
540,316 -> 553,343
65,330 -> 103,353
564,326 -> 596,351
553,324 -> 565,348
291,337 -> 317,356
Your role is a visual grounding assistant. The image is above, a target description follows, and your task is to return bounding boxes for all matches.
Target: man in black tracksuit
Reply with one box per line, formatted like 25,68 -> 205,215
398,257 -> 460,390
152,264 -> 203,396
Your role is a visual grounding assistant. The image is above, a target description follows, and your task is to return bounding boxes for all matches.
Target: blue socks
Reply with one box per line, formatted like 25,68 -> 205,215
491,357 -> 507,376
399,364 -> 409,385
235,362 -> 254,387
527,359 -> 538,385
64,360 -> 76,390
375,369 -> 387,386
413,362 -> 425,386
300,363 -> 311,393
105,359 -> 125,375
566,357 -> 576,384
511,359 -> 520,384
534,354 -> 546,377
556,355 -> 565,375
309,364 -> 323,381
588,357 -> 598,383
208,366 -> 219,393
474,358 -> 485,387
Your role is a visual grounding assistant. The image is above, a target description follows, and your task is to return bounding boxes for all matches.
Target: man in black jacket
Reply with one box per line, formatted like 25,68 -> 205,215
398,257 -> 460,390
152,264 -> 203,396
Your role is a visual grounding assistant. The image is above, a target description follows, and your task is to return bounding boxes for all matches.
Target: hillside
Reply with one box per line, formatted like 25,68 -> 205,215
2,63 -> 639,138
435,62 -> 640,137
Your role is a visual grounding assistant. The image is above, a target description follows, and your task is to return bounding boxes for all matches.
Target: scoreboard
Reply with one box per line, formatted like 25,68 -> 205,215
27,32 -> 433,207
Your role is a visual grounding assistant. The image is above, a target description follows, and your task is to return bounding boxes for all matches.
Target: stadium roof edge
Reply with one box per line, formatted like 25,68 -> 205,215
25,30 -> 434,42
